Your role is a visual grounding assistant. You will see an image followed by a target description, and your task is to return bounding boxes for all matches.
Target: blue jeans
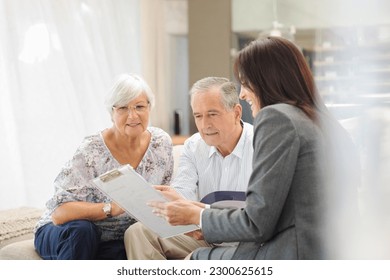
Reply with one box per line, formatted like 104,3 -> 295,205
34,220 -> 126,260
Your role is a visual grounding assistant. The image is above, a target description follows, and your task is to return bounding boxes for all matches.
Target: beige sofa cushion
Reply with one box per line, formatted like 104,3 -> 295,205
0,238 -> 42,260
0,207 -> 43,245
0,207 -> 43,259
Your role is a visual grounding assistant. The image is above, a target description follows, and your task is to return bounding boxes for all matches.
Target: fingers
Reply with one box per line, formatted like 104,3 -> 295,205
148,202 -> 180,225
147,200 -> 189,226
147,200 -> 169,219
153,185 -> 171,191
151,208 -> 166,218
184,229 -> 204,240
151,207 -> 176,225
193,231 -> 204,240
153,185 -> 164,191
147,200 -> 165,209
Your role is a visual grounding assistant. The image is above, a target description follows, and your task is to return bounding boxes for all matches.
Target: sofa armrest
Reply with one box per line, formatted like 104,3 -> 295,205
0,207 -> 43,247
0,207 -> 43,259
0,238 -> 42,260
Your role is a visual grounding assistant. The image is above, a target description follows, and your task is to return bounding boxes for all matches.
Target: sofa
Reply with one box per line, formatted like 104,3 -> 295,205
0,144 -> 184,260
0,207 -> 44,259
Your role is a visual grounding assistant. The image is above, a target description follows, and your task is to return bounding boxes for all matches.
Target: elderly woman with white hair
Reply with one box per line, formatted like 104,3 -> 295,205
34,73 -> 173,260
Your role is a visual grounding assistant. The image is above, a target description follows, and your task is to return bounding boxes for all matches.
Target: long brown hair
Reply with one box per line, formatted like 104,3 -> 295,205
234,37 -> 326,122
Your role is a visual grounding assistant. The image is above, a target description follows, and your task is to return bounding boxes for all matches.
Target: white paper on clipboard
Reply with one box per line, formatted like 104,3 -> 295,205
92,164 -> 198,238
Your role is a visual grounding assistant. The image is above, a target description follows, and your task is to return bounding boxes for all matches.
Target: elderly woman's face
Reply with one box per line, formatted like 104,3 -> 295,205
112,93 -> 150,137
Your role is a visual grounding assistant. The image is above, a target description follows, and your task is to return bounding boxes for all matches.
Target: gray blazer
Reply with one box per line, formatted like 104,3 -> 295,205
194,103 -> 357,260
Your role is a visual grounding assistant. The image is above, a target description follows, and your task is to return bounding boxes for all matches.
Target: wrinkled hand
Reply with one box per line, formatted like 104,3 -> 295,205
147,199 -> 203,226
153,185 -> 183,201
185,229 -> 204,240
111,202 -> 125,216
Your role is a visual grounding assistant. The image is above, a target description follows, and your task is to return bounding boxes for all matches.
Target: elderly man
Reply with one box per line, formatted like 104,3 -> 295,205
124,77 -> 253,259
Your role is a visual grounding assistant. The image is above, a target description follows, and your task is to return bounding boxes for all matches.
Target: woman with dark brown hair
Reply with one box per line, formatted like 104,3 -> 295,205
149,37 -> 359,259
234,36 -> 326,122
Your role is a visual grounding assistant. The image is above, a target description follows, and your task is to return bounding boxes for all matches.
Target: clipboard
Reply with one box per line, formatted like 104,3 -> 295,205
92,164 -> 198,238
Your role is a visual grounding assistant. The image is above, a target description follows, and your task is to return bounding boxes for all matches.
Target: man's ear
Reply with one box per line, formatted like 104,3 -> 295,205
234,103 -> 242,122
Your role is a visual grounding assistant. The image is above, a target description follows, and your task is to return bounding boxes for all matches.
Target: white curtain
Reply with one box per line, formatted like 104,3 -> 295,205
139,0 -> 171,132
0,0 -> 141,210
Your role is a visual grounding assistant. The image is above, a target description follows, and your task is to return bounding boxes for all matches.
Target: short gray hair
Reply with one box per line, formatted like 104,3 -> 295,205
190,77 -> 239,111
105,73 -> 155,117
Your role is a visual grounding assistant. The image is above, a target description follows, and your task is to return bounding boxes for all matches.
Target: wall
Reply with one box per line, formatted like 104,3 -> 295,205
232,0 -> 390,32
187,0 -> 232,133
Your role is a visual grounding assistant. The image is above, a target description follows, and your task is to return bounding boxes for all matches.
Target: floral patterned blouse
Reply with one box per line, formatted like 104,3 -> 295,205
34,127 -> 173,242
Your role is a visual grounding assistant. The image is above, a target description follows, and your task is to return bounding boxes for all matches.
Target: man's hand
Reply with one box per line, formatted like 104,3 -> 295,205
154,185 -> 183,201
185,229 -> 204,240
147,199 -> 203,226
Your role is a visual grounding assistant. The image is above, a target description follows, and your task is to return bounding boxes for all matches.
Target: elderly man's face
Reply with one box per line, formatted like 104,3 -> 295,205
191,88 -> 241,152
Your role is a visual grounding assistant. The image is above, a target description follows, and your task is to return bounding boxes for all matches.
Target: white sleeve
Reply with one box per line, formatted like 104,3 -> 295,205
171,141 -> 200,201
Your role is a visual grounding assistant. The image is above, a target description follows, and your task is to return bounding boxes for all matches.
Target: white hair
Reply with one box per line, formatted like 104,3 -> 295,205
105,73 -> 155,117
189,77 -> 239,111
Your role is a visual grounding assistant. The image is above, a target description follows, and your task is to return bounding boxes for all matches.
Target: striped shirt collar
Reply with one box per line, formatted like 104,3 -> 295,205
209,120 -> 249,159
